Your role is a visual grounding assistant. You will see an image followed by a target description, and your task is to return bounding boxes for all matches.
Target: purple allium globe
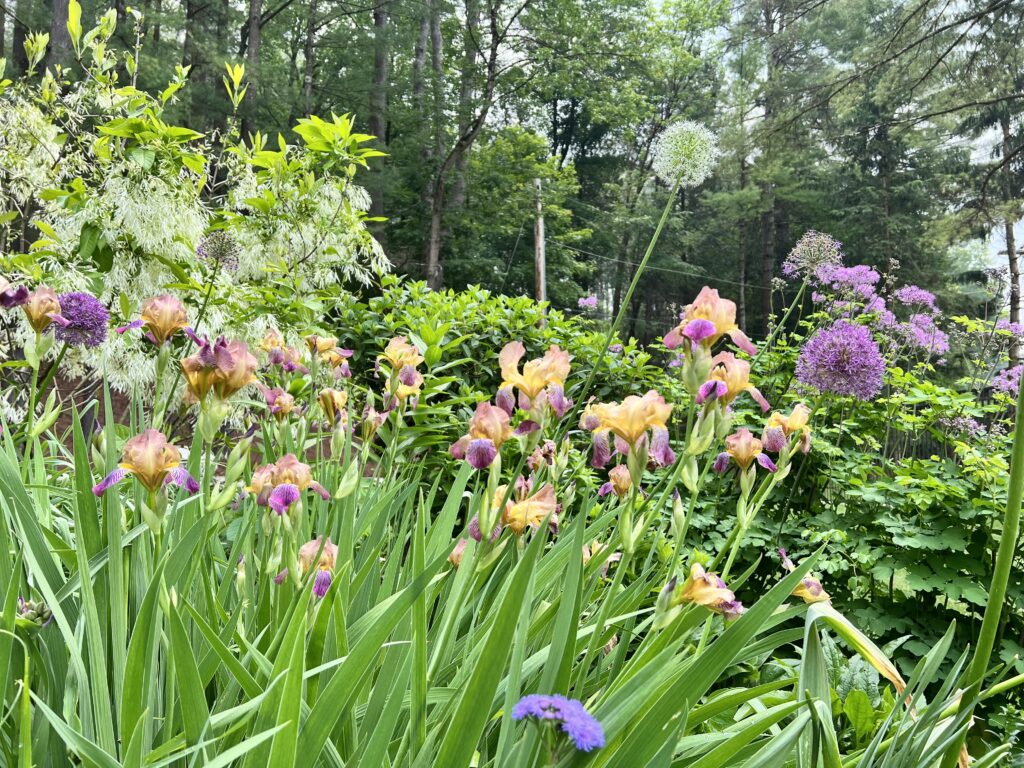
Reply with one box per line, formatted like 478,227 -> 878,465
795,321 -> 885,400
54,292 -> 109,348
782,231 -> 843,279
512,694 -> 605,752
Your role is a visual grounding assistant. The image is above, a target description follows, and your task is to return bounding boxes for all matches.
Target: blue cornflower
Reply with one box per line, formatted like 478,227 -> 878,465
512,694 -> 605,752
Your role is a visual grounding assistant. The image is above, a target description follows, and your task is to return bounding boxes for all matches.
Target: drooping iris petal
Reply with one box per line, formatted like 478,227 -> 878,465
683,319 -> 716,344
712,452 -> 731,473
591,432 -> 611,468
92,468 -> 130,496
648,427 -> 676,467
756,453 -> 778,472
696,379 -> 728,405
466,438 -> 498,470
514,420 -> 541,436
268,483 -> 301,514
496,387 -> 515,416
312,570 -> 333,599
164,467 -> 200,494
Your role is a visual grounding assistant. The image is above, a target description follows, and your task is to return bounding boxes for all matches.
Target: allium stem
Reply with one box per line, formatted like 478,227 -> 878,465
572,178 -> 681,416
944,370 -> 1024,763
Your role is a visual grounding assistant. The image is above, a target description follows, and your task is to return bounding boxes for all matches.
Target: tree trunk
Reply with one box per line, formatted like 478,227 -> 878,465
241,0 -> 262,136
368,1 -> 390,219
47,0 -> 73,69
411,0 -> 429,116
302,0 -> 318,115
1003,114 -> 1020,364
12,0 -> 28,73
448,0 -> 480,213
759,0 -> 779,331
738,155 -> 748,330
0,3 -> 6,58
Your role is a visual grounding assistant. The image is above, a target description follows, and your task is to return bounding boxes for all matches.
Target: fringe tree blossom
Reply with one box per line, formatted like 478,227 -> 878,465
781,231 -> 843,279
117,294 -> 189,346
512,694 -> 605,752
93,429 -> 198,496
795,321 -> 885,401
54,292 -> 109,348
664,287 -> 756,356
598,464 -> 632,498
22,287 -> 68,333
450,402 -> 512,470
650,120 -> 719,188
297,537 -> 338,598
0,276 -> 29,309
779,548 -> 830,603
696,352 -> 769,411
713,428 -> 777,474
581,390 -> 674,468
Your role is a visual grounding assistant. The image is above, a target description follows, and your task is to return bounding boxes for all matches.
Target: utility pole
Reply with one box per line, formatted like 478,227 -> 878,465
534,178 -> 546,321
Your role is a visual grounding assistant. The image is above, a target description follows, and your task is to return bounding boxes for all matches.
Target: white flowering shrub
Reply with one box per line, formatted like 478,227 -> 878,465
0,11 -> 387,392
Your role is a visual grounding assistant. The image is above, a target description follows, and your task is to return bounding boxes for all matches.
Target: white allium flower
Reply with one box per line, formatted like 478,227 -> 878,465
650,120 -> 720,188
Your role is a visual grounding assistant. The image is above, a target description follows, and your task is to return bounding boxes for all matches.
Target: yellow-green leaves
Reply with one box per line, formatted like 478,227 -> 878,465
68,0 -> 83,55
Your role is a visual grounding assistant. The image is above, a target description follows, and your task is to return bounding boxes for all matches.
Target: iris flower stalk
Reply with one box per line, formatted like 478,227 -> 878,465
944,368 -> 1024,764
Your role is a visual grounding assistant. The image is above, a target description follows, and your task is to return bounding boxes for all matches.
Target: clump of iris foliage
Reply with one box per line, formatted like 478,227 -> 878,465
1,5 -> 1024,767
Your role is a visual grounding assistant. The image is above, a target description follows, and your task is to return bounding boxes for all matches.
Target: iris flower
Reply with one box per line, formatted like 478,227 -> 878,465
713,428 -> 777,474
763,404 -> 812,454
117,294 -> 189,346
676,563 -> 745,619
22,287 -> 68,333
499,479 -> 558,535
497,341 -> 571,415
0,277 -> 29,309
663,286 -> 756,355
780,548 -> 830,604
696,352 -> 770,412
93,429 -> 198,496
319,388 -> 349,427
598,465 -> 633,498
181,336 -> 258,403
450,402 -> 513,469
581,390 -> 674,468
298,537 -> 338,598
249,453 -> 330,507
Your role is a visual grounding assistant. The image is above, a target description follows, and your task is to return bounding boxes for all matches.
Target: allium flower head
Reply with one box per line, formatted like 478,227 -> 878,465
651,120 -> 719,187
993,365 -> 1022,396
512,694 -> 605,752
893,285 -> 938,313
795,321 -> 885,401
54,292 -> 109,347
782,231 -> 843,279
578,294 -> 598,310
197,231 -> 240,271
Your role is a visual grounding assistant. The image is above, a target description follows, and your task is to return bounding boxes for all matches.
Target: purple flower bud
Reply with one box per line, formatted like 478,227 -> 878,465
313,569 -> 332,598
712,452 -> 731,473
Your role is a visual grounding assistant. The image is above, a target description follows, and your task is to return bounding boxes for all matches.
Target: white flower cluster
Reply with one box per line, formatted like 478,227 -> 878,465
650,120 -> 720,188
0,97 -> 63,205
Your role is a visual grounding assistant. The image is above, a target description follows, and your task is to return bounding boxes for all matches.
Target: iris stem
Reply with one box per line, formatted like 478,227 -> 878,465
943,362 -> 1024,764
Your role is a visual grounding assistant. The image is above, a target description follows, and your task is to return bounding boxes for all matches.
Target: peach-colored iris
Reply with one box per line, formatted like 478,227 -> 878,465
766,404 -> 812,452
298,536 -> 338,574
319,388 -> 349,426
669,287 -> 756,355
724,428 -> 764,471
585,390 -> 672,447
498,341 -> 570,401
379,336 -> 424,370
119,429 -> 183,492
501,482 -> 558,534
139,295 -> 189,346
23,287 -> 63,333
705,353 -> 769,411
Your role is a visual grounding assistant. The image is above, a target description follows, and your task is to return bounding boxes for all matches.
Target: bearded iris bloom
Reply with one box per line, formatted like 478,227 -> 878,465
262,329 -> 306,373
450,402 -> 512,469
259,386 -> 297,421
598,464 -> 632,498
763,404 -> 812,454
298,537 -> 338,598
249,453 -> 330,507
499,479 -> 558,535
676,563 -> 745,619
319,388 -> 349,427
22,287 -> 68,333
780,548 -> 830,604
664,287 -> 756,356
696,353 -> 770,412
713,428 -> 777,474
378,336 -> 424,371
0,277 -> 29,309
181,336 -> 258,403
117,294 -> 189,346
581,390 -> 674,468
498,341 -> 571,416
92,429 -> 198,496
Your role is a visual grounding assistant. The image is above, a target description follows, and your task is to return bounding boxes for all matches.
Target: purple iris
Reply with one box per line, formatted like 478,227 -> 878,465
268,483 -> 301,515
